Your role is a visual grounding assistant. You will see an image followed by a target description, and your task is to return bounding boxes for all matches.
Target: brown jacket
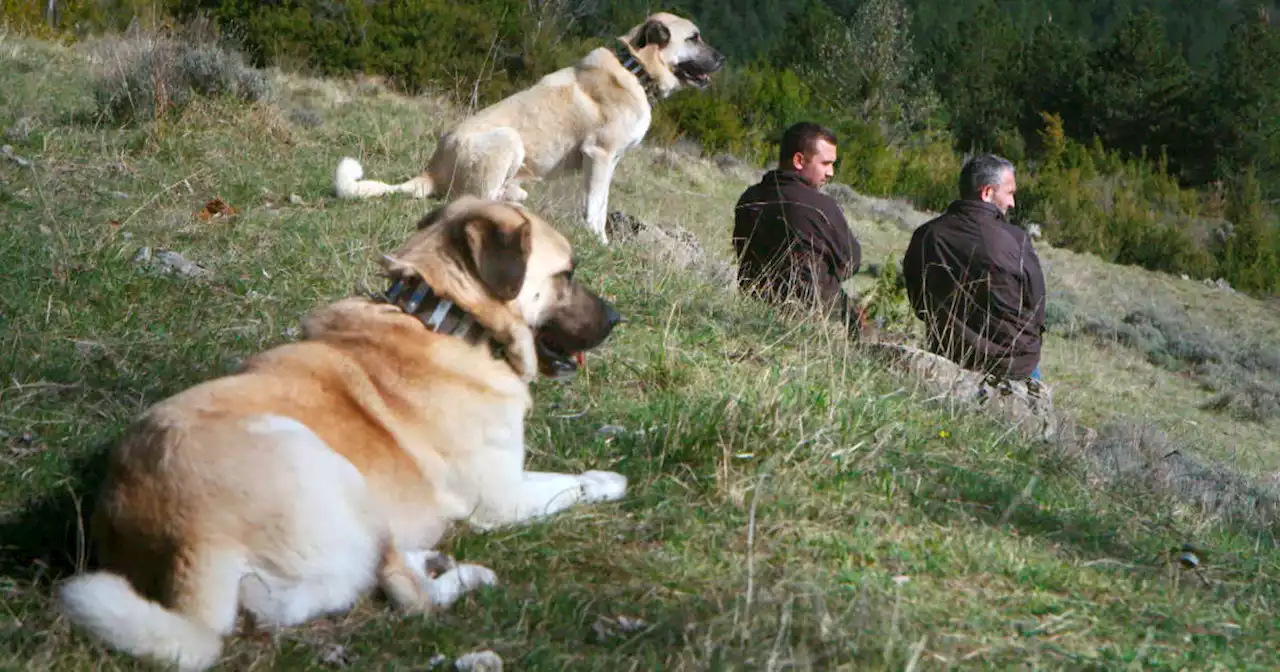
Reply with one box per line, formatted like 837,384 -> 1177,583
903,199 -> 1045,379
732,170 -> 861,310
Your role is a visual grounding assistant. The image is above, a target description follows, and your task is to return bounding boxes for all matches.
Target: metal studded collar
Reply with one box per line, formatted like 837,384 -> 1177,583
613,40 -> 660,100
379,276 -> 491,347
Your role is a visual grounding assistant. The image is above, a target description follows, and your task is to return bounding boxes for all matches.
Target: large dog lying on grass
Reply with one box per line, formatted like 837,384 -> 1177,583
333,12 -> 725,245
57,197 -> 627,670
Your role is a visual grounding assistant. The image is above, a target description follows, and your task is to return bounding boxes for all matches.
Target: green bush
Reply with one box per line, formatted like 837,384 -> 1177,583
92,31 -> 269,123
173,0 -> 527,103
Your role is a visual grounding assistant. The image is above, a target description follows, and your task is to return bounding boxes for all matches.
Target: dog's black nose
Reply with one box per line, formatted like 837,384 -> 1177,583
603,301 -> 625,328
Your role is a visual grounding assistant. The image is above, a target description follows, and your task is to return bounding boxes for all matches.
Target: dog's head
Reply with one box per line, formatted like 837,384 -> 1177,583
624,12 -> 725,95
380,196 -> 622,381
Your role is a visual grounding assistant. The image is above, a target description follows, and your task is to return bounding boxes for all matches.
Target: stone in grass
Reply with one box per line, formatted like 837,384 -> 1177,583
454,650 -> 503,671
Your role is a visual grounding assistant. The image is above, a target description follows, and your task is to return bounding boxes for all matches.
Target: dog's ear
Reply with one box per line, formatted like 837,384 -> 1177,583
416,206 -> 448,230
463,214 -> 532,302
635,19 -> 671,49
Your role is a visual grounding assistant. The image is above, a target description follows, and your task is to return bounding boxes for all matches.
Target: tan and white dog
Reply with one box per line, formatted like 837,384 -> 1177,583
57,197 -> 627,670
333,12 -> 725,244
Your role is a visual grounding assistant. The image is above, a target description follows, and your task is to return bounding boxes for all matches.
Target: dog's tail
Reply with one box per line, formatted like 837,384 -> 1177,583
334,157 -> 435,200
58,571 -> 224,671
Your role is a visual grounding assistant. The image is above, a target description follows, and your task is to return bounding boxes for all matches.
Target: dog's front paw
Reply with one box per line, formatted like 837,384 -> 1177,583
578,470 -> 627,502
454,563 -> 499,590
427,563 -> 499,609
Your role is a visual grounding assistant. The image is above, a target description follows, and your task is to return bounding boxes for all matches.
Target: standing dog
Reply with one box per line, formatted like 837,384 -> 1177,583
57,197 -> 627,671
333,12 -> 725,244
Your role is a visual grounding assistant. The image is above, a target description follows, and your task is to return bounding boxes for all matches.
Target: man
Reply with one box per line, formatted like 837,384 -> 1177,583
733,122 -> 862,327
902,154 -> 1046,380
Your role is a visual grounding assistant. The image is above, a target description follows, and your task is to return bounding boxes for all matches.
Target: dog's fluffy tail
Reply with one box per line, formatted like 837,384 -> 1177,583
334,157 -> 434,199
58,571 -> 223,671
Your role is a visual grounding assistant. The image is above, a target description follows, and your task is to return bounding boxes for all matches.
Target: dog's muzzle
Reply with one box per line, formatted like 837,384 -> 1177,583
536,299 -> 624,380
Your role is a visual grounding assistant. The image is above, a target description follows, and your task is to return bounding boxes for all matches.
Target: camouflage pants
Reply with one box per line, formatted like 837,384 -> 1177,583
868,343 -> 1056,442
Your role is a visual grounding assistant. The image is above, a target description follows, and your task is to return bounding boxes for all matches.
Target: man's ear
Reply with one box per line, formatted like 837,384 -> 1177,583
635,19 -> 671,49
463,215 -> 532,302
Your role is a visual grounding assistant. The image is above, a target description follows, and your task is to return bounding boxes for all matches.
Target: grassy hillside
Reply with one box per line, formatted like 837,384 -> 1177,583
2,30 -> 1280,669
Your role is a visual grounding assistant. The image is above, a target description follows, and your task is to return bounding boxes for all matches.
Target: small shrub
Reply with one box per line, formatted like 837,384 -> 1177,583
1063,421 -> 1280,527
1200,377 -> 1280,424
92,32 -> 270,124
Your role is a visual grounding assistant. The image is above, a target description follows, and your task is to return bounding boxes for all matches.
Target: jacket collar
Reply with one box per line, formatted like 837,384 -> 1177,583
946,198 -> 1007,222
763,168 -> 818,190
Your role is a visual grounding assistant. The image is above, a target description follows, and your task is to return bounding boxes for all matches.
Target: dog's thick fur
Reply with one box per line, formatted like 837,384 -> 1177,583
333,12 -> 724,244
56,197 -> 626,671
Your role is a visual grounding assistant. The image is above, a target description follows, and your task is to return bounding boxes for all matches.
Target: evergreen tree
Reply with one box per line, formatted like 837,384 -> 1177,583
1083,9 -> 1194,166
1206,6 -> 1280,196
924,0 -> 1022,152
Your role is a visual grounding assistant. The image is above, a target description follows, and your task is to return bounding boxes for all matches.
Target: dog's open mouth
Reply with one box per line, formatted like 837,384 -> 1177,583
535,333 -> 585,380
674,62 -> 717,88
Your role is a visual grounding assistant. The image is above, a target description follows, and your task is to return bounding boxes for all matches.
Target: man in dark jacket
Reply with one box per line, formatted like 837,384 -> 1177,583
733,122 -> 862,326
902,154 -> 1046,380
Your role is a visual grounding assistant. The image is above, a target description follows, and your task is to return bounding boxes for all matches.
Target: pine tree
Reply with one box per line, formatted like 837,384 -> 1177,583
1082,8 -> 1194,164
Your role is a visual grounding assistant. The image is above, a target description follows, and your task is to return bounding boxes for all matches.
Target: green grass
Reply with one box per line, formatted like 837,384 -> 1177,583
2,31 -> 1280,670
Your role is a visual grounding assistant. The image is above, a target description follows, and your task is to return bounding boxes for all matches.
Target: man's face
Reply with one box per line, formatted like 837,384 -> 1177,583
791,139 -> 837,189
981,168 -> 1017,215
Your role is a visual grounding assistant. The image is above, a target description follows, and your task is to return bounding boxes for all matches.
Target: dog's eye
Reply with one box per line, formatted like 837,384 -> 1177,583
689,33 -> 700,42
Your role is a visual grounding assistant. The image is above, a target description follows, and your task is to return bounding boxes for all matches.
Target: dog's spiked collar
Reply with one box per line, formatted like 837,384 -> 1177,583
613,39 -> 660,101
379,276 -> 492,347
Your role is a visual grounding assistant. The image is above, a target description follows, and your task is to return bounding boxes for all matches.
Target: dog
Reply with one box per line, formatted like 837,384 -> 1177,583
332,12 -> 725,244
57,197 -> 628,671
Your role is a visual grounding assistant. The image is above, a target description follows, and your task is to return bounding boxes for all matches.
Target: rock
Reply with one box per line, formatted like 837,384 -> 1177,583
318,644 -> 351,667
73,339 -> 106,359
5,117 -> 33,141
454,650 -> 502,671
605,210 -> 735,287
154,250 -> 210,278
134,248 -> 210,279
866,343 -> 1057,443
1,144 -> 33,168
597,424 -> 626,437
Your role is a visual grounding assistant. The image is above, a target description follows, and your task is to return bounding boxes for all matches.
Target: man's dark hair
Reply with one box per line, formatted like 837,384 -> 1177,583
959,153 -> 1015,200
779,122 -> 837,168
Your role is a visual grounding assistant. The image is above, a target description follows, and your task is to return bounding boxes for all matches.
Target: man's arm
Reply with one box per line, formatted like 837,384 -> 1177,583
988,232 -> 1043,337
793,198 -> 860,281
902,226 -> 928,318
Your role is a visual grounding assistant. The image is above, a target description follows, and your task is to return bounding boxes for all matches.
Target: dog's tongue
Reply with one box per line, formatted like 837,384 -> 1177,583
575,352 -> 585,367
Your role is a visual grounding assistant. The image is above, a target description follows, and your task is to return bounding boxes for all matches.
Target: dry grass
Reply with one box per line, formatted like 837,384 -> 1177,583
2,31 -> 1279,670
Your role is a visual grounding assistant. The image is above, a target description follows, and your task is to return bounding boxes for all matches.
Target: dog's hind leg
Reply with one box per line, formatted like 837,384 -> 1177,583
452,128 -> 526,201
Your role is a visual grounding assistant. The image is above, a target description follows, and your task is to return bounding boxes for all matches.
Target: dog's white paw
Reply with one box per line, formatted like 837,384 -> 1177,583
578,470 -> 627,502
427,563 -> 498,609
455,563 -> 499,590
